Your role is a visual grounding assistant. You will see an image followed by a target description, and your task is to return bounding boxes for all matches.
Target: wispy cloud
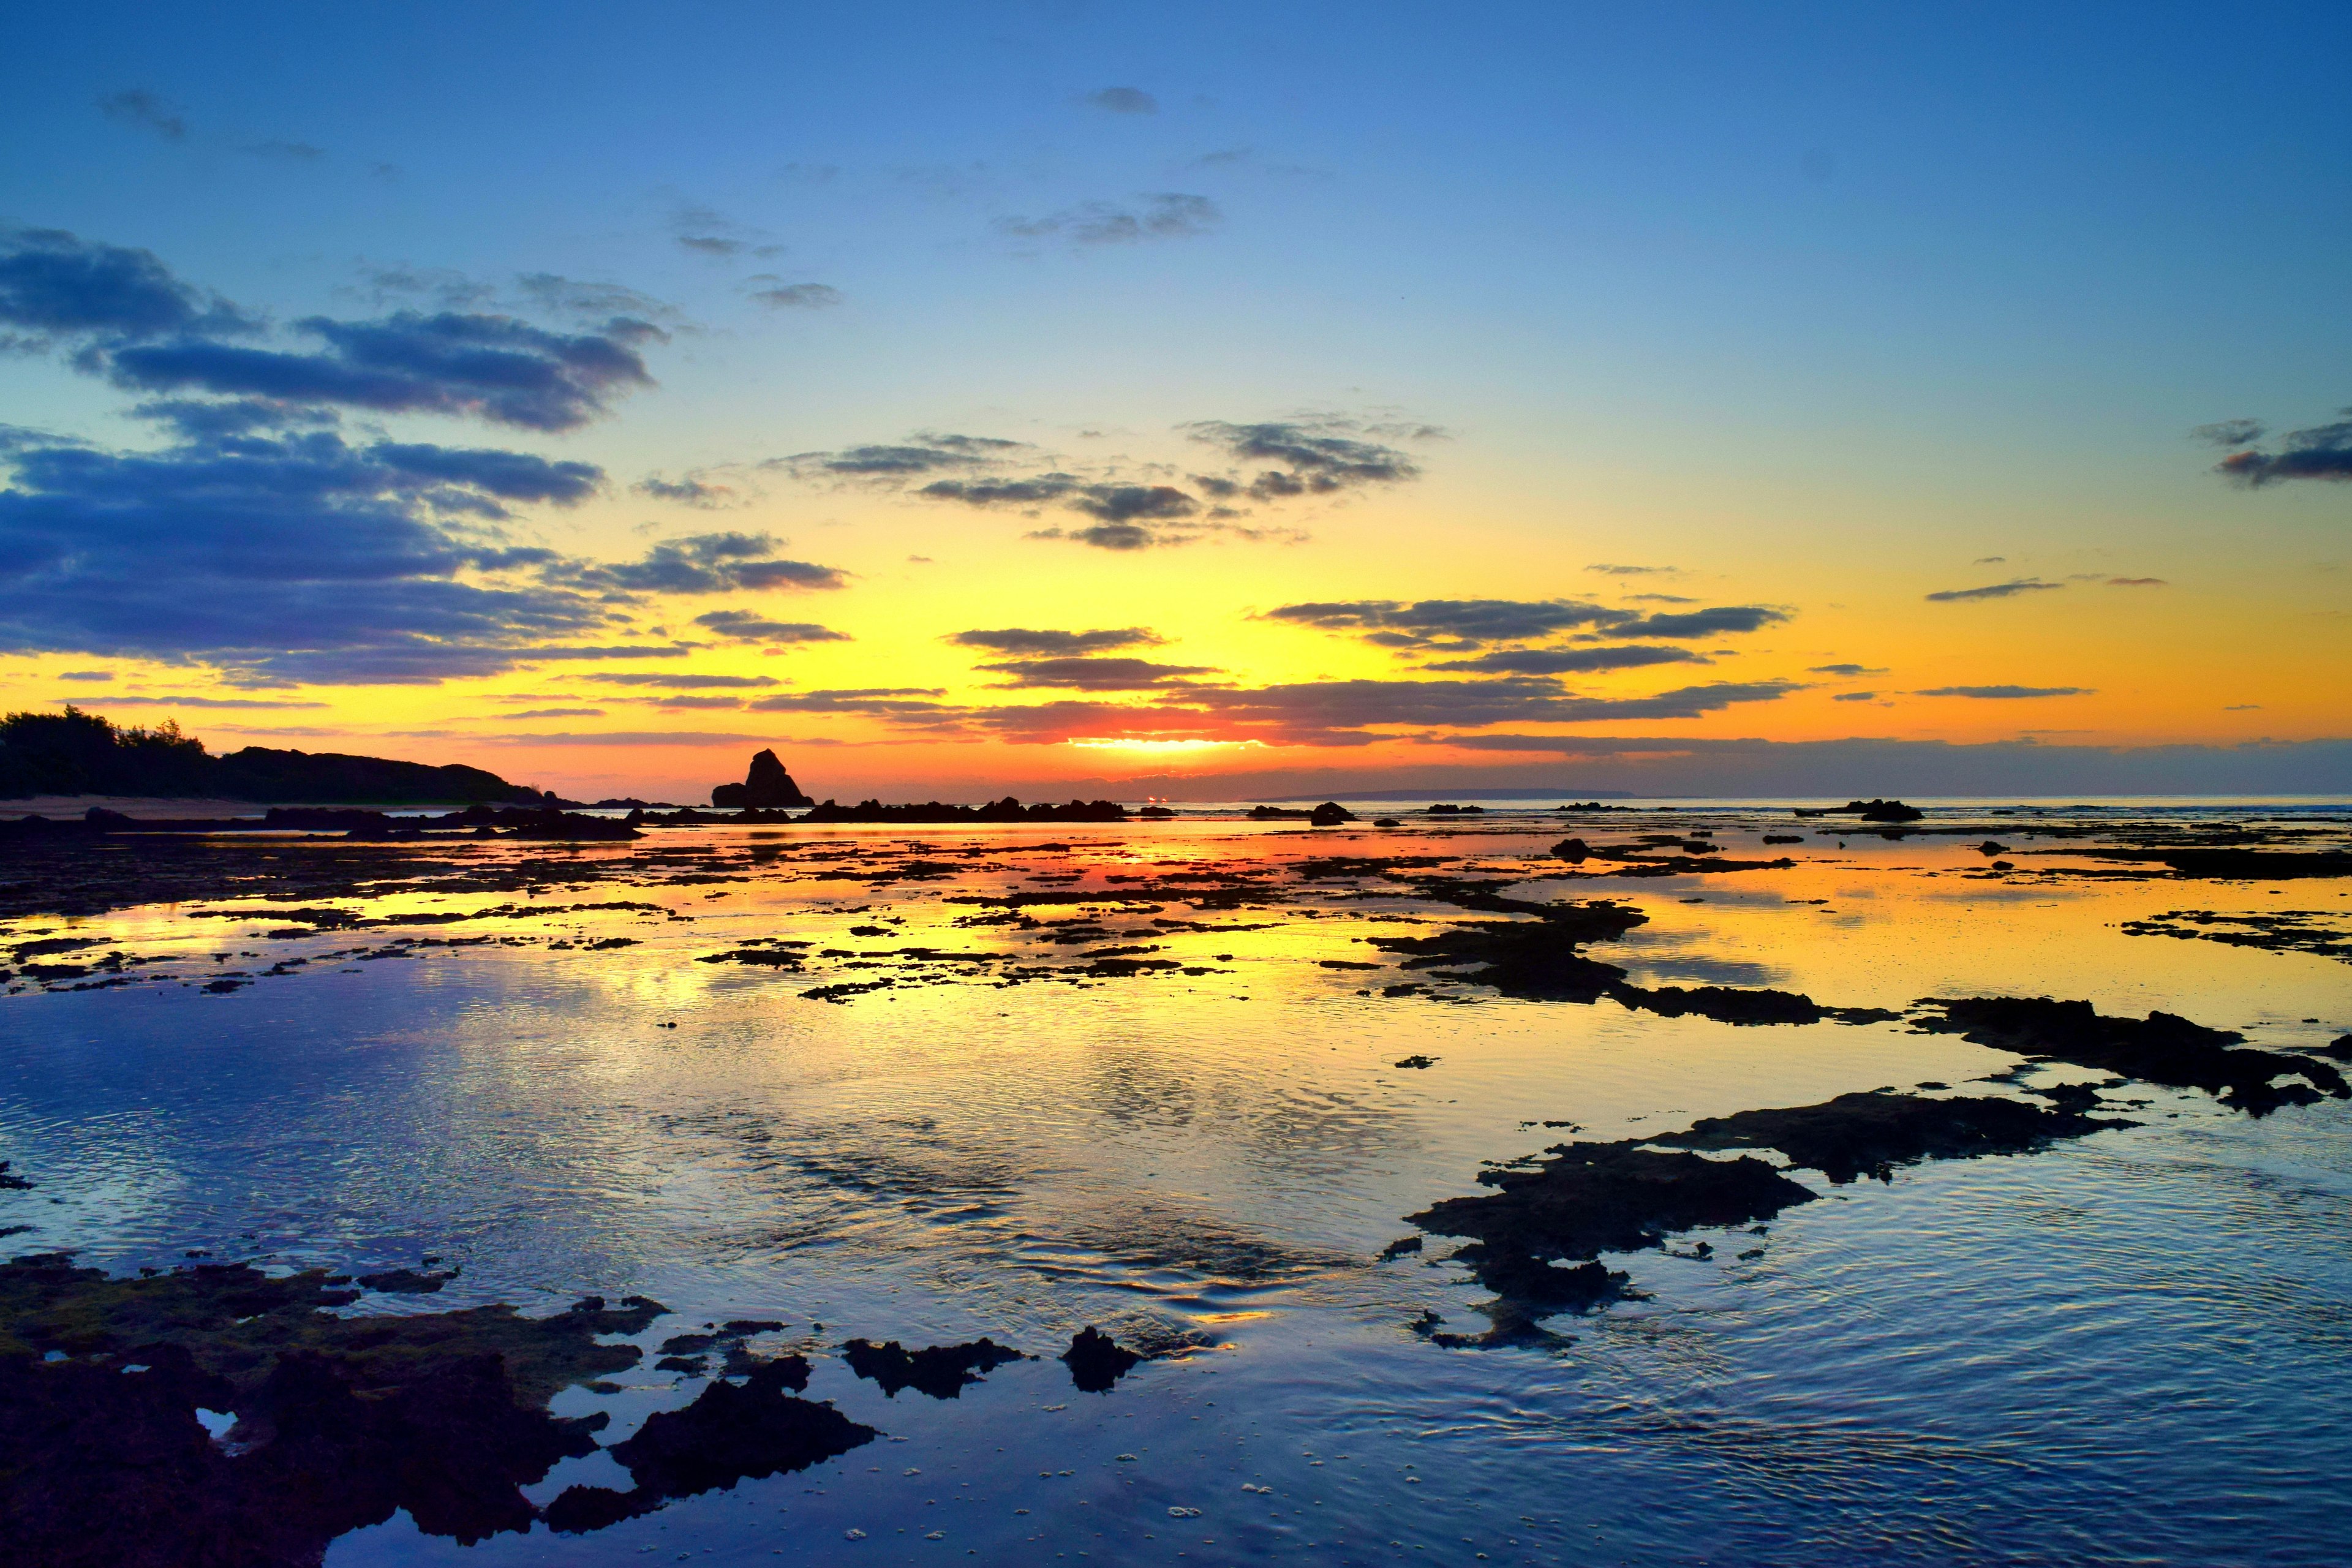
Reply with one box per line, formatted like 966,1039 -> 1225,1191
1924,579 -> 2064,603
998,194 -> 1219,246
1080,87 -> 1158,114
1915,684 -> 2091,699
98,89 -> 187,141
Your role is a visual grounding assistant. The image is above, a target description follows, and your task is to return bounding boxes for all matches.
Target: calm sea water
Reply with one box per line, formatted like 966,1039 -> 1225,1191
3,805 -> 2349,1565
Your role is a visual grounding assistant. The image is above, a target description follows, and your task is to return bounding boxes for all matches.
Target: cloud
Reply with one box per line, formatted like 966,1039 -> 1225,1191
1262,598 -> 1623,648
635,474 -> 734,507
98,89 -> 186,140
481,729 -> 772,747
2215,417 -> 2352,486
560,533 -> 847,594
512,273 -> 680,326
748,688 -> 954,716
1924,579 -> 2064,603
1184,418 -> 1421,497
0,227 -> 253,341
587,672 -> 782,689
56,694 -> 326,709
2191,418 -> 2265,448
106,311 -> 658,432
998,194 -> 1220,245
692,610 -> 850,643
0,412 -> 840,684
750,282 -> 843,309
2106,576 -> 2168,587
368,442 -> 603,505
1807,663 -> 1886,676
1070,483 -> 1196,522
243,139 -> 324,160
505,707 -> 605,718
978,656 -> 1220,690
947,627 -> 1162,656
1422,646 -> 1708,675
1586,562 -> 1678,576
1830,691 -> 1877,702
56,669 -> 113,682
1915,685 -> 2091,699
524,645 -> 690,661
1082,87 -> 1158,114
2,233 -> 658,432
1593,605 -> 1788,639
782,434 -> 1031,479
1166,676 -> 1800,745
641,693 -> 743,709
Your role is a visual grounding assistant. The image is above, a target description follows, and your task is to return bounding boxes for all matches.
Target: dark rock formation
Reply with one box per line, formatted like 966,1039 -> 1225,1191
799,796 -> 1125,824
710,749 -> 815,810
1309,801 -> 1355,826
543,1359 -> 873,1532
0,1255 -> 663,1563
1798,798 -> 1924,823
1061,1326 -> 1141,1393
1653,1088 -> 2132,1184
1916,996 -> 2351,1115
842,1336 -> 1027,1399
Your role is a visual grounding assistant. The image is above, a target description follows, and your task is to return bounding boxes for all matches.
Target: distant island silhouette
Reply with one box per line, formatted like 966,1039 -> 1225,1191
0,707 -> 546,806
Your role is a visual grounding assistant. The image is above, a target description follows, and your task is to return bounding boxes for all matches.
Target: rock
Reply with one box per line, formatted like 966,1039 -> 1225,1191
1551,837 -> 1590,862
1061,1326 -> 1140,1393
842,1338 -> 1027,1400
1309,801 -> 1355,826
712,749 -> 815,810
1916,995 -> 2351,1116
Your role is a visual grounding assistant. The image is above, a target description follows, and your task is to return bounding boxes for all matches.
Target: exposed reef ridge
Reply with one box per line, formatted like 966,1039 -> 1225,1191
1408,1085 -> 2133,1343
1915,995 -> 2351,1115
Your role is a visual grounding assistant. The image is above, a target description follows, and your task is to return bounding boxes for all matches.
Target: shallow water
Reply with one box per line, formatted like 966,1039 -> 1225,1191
4,804 -> 2351,1564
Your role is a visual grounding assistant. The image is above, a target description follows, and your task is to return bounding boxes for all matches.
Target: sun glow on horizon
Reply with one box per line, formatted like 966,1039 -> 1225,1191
1063,737 -> 1265,753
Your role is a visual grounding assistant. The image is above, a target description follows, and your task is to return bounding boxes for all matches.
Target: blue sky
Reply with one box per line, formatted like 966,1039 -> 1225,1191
3,1 -> 2348,798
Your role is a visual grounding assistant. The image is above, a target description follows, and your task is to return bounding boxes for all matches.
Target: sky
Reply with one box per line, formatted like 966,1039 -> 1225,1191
2,0 -> 2348,802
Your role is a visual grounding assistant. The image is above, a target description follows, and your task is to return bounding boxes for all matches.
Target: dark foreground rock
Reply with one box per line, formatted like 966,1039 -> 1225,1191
1653,1088 -> 2133,1184
1062,1325 -> 1142,1392
842,1336 -> 1027,1399
2079,847 -> 2352,880
1916,995 -> 2352,1115
544,1359 -> 875,1532
0,1255 -> 663,1566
